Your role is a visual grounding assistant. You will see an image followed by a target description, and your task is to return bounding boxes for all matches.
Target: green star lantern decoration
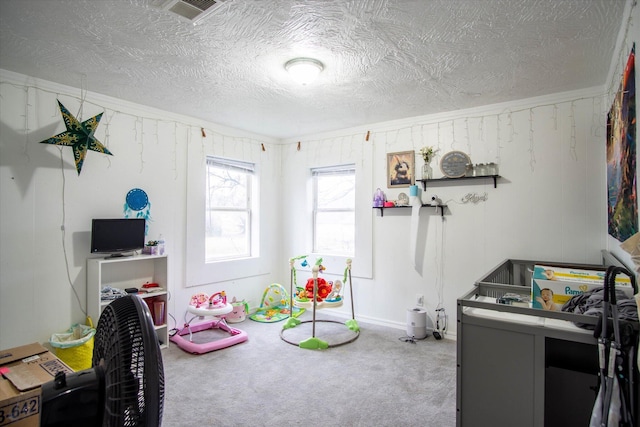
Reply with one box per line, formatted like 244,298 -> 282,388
40,100 -> 112,175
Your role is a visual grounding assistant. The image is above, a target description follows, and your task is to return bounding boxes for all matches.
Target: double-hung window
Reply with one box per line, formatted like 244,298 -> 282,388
312,164 -> 356,255
205,156 -> 254,261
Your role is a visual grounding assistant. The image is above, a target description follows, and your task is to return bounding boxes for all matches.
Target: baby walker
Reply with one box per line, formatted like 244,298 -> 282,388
170,291 -> 248,354
280,257 -> 359,349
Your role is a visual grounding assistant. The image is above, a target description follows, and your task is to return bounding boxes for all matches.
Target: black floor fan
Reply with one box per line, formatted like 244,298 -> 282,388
40,295 -> 165,427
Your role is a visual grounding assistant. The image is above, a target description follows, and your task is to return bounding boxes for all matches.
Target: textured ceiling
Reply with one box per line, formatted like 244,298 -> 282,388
0,0 -> 627,139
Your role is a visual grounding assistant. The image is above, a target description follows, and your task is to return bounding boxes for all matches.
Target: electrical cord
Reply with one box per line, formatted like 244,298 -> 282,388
433,308 -> 447,340
59,148 -> 87,318
398,334 -> 429,344
429,210 -> 446,340
167,311 -> 179,337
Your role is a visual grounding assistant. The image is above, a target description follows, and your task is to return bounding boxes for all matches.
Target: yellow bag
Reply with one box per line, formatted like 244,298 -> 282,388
50,317 -> 95,371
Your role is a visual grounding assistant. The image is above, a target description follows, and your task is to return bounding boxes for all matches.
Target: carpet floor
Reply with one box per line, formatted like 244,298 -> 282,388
162,311 -> 456,427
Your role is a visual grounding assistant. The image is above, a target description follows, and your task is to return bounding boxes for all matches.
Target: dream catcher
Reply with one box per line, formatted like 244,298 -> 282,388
124,188 -> 151,234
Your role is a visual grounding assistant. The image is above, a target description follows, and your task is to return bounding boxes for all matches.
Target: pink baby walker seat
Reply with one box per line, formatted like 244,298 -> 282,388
170,291 -> 248,354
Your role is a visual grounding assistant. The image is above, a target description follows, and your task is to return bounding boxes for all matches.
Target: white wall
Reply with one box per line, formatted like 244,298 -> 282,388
278,1 -> 640,334
0,70 -> 281,348
281,87 -> 609,332
2,2 -> 638,347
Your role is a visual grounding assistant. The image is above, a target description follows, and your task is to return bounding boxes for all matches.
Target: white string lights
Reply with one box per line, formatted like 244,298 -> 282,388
570,101 -> 577,161
101,110 -> 114,169
136,117 -> 144,173
465,118 -> 471,154
528,108 -> 536,172
507,111 -> 515,143
591,97 -> 603,137
2,78 -> 608,186
285,129 -> 369,174
354,98 -> 601,184
319,93 -> 603,182
451,119 -> 457,150
22,85 -> 31,162
1,80 -> 273,179
173,122 -> 179,180
495,116 -> 502,166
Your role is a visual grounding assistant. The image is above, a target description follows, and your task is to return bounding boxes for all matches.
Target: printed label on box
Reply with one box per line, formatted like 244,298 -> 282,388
0,394 -> 40,426
39,359 -> 72,377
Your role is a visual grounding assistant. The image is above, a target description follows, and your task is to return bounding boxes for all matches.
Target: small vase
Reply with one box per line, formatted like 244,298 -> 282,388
422,163 -> 433,180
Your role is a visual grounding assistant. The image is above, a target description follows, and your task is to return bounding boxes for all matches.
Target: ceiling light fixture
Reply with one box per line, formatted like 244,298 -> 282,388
284,58 -> 324,85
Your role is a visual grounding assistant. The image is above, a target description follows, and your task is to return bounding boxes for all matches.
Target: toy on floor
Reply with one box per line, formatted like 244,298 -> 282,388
281,257 -> 359,349
226,297 -> 249,323
249,283 -> 305,323
171,291 -> 248,354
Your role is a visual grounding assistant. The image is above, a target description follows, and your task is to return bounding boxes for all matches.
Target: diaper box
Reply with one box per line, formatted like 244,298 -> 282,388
531,264 -> 633,311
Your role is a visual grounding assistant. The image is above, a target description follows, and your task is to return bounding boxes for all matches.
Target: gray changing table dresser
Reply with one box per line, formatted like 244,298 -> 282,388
456,252 -> 639,427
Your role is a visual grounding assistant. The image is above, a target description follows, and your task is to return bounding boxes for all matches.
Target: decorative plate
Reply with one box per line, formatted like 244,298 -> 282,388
440,151 -> 471,178
397,192 -> 409,206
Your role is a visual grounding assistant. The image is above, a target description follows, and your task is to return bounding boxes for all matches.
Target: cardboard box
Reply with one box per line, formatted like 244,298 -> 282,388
531,265 -> 634,311
0,343 -> 73,426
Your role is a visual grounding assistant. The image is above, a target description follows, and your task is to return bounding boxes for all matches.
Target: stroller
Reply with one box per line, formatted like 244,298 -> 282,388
590,266 -> 638,427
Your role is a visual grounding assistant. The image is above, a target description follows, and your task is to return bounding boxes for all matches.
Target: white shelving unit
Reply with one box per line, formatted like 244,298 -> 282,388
87,254 -> 169,348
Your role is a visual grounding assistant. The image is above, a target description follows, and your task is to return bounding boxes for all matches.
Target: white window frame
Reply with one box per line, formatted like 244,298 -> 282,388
285,147 -> 372,280
205,156 -> 254,261
312,164 -> 355,256
186,138 -> 271,287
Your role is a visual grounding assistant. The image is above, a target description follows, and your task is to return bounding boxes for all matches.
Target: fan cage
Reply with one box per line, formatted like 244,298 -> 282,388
94,295 -> 165,427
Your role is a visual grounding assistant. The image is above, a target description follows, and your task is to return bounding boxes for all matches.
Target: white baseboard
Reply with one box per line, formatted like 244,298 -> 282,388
319,308 -> 457,340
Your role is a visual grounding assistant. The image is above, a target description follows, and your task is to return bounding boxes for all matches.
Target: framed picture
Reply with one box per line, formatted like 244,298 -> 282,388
387,151 -> 415,188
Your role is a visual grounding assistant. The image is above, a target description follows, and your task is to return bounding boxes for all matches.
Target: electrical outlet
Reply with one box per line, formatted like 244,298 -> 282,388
416,294 -> 424,307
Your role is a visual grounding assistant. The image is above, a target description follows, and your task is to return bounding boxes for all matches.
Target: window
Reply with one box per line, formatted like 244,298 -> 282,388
205,156 -> 255,261
312,164 -> 355,255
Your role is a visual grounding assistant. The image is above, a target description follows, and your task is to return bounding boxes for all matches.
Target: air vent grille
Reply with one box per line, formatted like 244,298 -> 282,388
184,0 -> 218,12
164,0 -> 226,23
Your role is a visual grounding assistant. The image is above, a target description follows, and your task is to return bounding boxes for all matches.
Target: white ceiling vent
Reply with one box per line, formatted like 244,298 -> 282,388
163,0 -> 227,24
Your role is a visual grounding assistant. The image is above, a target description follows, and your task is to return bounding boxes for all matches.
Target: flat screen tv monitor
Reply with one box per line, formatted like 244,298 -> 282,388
91,218 -> 145,257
